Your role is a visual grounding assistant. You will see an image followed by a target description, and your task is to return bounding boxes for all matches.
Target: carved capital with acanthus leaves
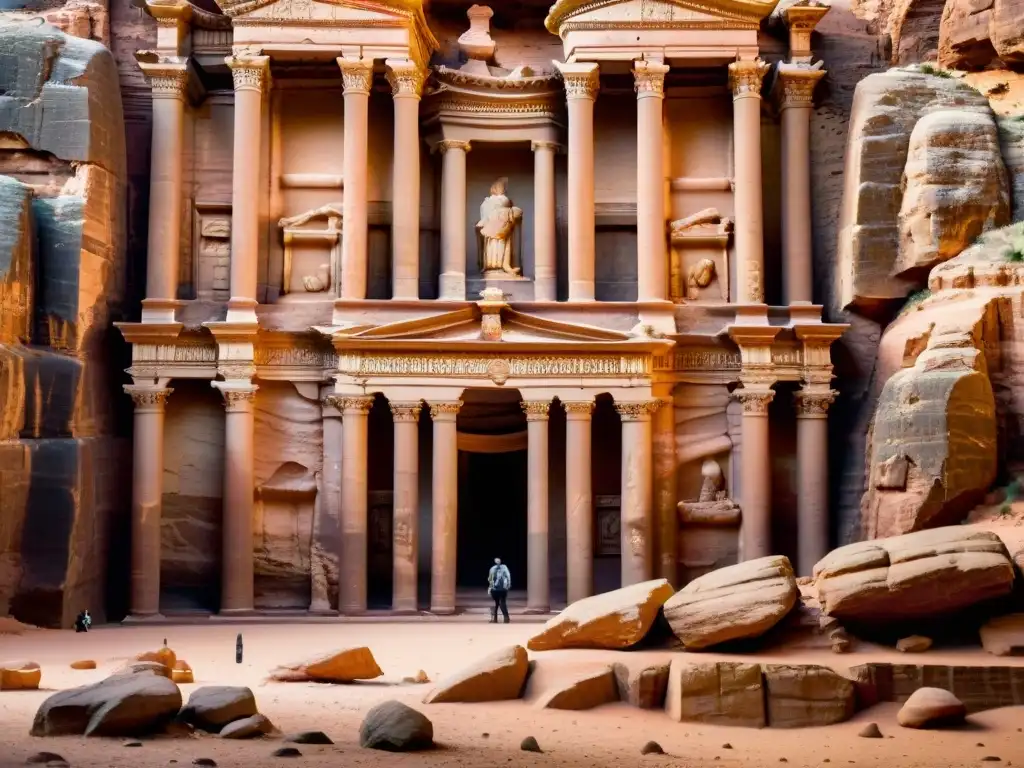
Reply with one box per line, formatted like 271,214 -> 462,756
338,58 -> 374,95
213,383 -> 258,413
633,60 -> 670,98
334,395 -> 374,415
614,400 -> 662,421
138,60 -> 190,100
728,59 -> 770,99
775,66 -> 826,110
794,389 -> 836,417
429,401 -> 463,421
124,385 -> 173,411
733,387 -> 775,415
390,401 -> 423,422
385,60 -> 427,99
555,61 -> 600,101
438,139 -> 471,154
226,55 -> 270,93
563,401 -> 594,418
521,401 -> 551,421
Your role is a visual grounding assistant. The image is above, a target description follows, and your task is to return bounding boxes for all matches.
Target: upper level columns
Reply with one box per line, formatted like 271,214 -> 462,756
532,141 -> 559,302
728,60 -> 769,305
438,140 -> 471,300
387,61 -> 427,301
634,60 -> 671,303
776,66 -> 825,304
225,56 -> 269,324
555,62 -> 599,302
338,58 -> 374,300
138,63 -> 188,323
124,384 -> 172,618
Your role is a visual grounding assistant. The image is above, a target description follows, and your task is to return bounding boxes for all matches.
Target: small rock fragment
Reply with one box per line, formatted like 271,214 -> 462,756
521,736 -> 542,753
402,669 -> 430,684
26,753 -> 67,765
272,747 -> 302,758
70,660 -> 96,670
896,635 -> 932,653
858,723 -> 883,738
641,741 -> 664,755
723,743 -> 733,749
192,759 -> 216,767
981,758 -> 1002,763
124,740 -> 143,747
897,687 -> 967,729
284,731 -> 333,745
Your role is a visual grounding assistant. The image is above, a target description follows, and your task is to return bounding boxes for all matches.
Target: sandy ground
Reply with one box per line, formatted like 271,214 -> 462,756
2,622 -> 1024,768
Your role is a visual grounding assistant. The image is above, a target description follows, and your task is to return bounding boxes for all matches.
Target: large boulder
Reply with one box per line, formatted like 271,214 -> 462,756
0,660 -> 40,690
979,613 -> 1024,656
534,668 -> 618,711
762,664 -> 856,728
177,686 -> 258,733
813,527 -> 1015,624
526,579 -> 673,651
663,556 -> 798,649
897,687 -> 967,728
359,701 -> 433,752
664,660 -> 765,728
31,672 -> 182,736
219,714 -> 276,739
270,647 -> 382,683
895,110 -> 1009,277
423,645 -> 529,704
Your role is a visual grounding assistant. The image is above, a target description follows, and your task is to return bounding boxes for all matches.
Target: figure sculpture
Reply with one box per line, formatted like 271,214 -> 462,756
678,459 -> 741,525
477,178 -> 522,276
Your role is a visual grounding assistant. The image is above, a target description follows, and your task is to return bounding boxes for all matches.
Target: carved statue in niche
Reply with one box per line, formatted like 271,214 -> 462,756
278,203 -> 343,295
678,459 -> 742,525
477,178 -> 522,277
669,207 -> 734,302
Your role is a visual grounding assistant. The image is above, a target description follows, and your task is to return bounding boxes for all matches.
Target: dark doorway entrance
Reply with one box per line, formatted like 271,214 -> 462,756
456,449 -> 528,593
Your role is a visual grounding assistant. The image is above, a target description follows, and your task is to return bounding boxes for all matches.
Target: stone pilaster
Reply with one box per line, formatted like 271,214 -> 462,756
338,58 -> 374,300
522,400 -> 551,612
563,400 -> 594,602
429,401 -> 462,614
634,60 -> 671,303
390,400 -> 422,612
438,140 -> 471,300
794,388 -> 836,576
615,400 -> 660,586
124,384 -> 173,618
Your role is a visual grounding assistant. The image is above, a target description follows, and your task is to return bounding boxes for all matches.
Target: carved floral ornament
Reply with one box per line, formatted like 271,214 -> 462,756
563,401 -> 595,416
145,67 -> 189,98
521,401 -> 551,420
633,61 -> 670,97
124,385 -> 173,409
227,57 -> 270,92
389,401 -> 423,421
733,387 -> 775,414
220,388 -> 259,410
429,401 -> 463,419
777,67 -> 826,109
795,389 -> 837,416
438,139 -> 472,154
386,61 -> 427,97
561,69 -> 600,100
728,59 -> 770,97
338,58 -> 374,94
614,400 -> 662,421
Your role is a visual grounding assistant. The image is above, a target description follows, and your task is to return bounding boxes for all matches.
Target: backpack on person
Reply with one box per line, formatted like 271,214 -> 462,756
493,566 -> 510,591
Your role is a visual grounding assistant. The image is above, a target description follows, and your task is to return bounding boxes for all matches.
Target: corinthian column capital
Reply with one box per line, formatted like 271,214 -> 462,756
138,61 -> 189,100
521,401 -> 551,421
733,387 -> 775,415
633,60 -> 670,98
338,58 -> 374,95
728,59 -> 770,99
555,60 -> 600,101
226,56 -> 270,93
614,400 -> 662,421
385,59 -> 427,98
389,401 -> 423,422
794,389 -> 836,417
438,139 -> 472,154
124,385 -> 173,411
775,64 -> 827,110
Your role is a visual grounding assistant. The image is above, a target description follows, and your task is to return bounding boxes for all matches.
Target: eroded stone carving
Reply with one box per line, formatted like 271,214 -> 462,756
278,204 -> 343,295
679,460 -> 743,526
477,178 -> 522,277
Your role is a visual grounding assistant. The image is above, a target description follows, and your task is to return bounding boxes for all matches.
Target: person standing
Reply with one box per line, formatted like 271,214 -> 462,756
487,557 -> 511,624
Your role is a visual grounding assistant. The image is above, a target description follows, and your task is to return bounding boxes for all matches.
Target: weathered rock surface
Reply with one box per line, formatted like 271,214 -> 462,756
979,613 -> 1024,656
178,687 -> 258,733
535,668 -> 618,710
423,645 -> 529,704
998,118 -> 1024,223
928,222 -> 1024,291
663,556 -> 798,649
762,664 -> 856,728
219,714 -> 275,739
895,110 -> 1009,276
526,580 -> 673,651
31,672 -> 182,736
612,661 -> 670,709
359,701 -> 433,752
897,686 -> 968,728
849,660 -> 1024,712
0,660 -> 40,690
270,647 -> 382,683
664,660 -> 765,728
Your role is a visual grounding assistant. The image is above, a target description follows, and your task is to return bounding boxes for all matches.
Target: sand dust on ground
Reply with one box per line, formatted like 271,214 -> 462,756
1,622 -> 1023,768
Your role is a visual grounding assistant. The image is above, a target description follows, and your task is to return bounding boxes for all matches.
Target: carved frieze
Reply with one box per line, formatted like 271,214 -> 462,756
336,352 -> 649,378
672,350 -> 742,372
255,345 -> 336,368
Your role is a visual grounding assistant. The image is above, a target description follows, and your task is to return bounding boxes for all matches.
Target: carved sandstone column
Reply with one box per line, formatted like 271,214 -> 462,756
138,64 -> 187,323
430,401 -> 462,614
337,395 -> 373,613
634,60 -> 670,303
387,61 -> 426,301
564,400 -> 594,602
733,387 -> 774,560
225,57 -> 269,323
439,141 -> 471,300
532,141 -> 558,301
522,401 -> 551,612
652,384 -> 678,586
777,66 -> 825,305
213,383 -> 259,613
795,389 -> 835,575
124,385 -> 172,617
728,60 -> 769,305
391,401 -> 422,612
312,397 -> 342,613
616,400 -> 659,586
555,62 -> 599,302
339,58 -> 374,300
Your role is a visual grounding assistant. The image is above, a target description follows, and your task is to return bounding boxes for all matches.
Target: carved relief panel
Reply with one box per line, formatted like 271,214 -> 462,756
595,494 -> 621,556
193,202 -> 232,301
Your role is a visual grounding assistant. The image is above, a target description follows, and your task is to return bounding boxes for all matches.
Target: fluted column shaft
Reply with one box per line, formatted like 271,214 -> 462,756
532,141 -> 558,301
337,395 -> 373,613
339,59 -> 374,300
439,141 -> 470,300
226,57 -> 269,322
616,401 -> 658,586
430,402 -> 462,614
391,401 -> 422,612
564,401 -> 594,602
729,60 -> 769,304
214,384 -> 259,612
795,390 -> 835,575
652,386 -> 678,585
556,62 -> 599,302
387,61 -> 426,300
734,388 -> 774,560
522,401 -> 550,612
125,386 -> 172,617
140,66 -> 187,321
778,68 -> 825,304
634,61 -> 670,303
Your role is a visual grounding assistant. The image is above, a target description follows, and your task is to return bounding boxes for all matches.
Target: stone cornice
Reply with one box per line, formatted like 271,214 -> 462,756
545,0 -> 779,34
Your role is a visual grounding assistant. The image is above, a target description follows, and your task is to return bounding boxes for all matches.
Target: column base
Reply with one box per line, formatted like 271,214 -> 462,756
390,608 -> 422,617
307,607 -> 338,616
225,297 -> 259,324
140,299 -> 181,324
392,278 -> 420,301
523,606 -> 550,615
428,605 -> 456,616
568,281 -> 595,302
439,273 -> 465,301
218,608 -> 258,617
534,276 -> 557,302
122,612 -> 165,624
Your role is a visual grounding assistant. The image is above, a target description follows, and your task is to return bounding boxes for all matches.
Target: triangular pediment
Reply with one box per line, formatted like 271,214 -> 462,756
545,0 -> 779,31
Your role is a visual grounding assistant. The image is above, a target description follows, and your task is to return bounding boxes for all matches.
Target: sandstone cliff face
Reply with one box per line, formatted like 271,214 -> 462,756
0,21 -> 127,627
